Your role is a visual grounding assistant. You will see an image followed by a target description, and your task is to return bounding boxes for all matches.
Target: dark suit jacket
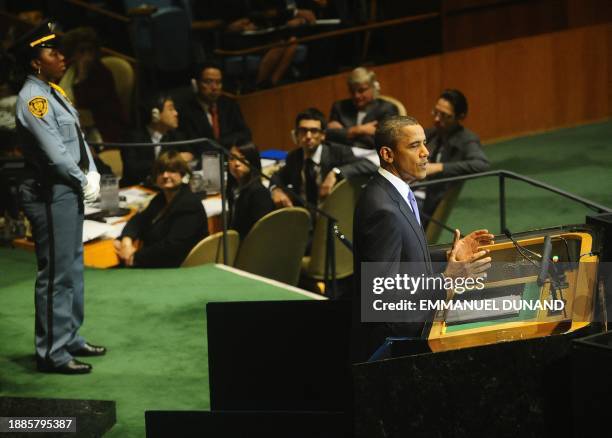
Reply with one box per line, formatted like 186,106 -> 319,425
327,98 -> 398,149
423,125 -> 490,217
120,184 -> 209,268
178,94 -> 251,151
228,178 -> 275,238
352,172 -> 447,361
269,142 -> 377,205
119,127 -> 184,187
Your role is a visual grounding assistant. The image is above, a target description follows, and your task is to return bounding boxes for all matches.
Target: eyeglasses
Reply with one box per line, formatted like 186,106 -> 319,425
296,127 -> 323,136
431,109 -> 454,120
199,79 -> 222,86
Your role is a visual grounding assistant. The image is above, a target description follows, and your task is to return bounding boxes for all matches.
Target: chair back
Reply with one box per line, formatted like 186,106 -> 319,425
151,7 -> 192,72
379,95 -> 407,116
182,230 -> 240,267
101,56 -> 135,119
234,207 -> 310,286
304,176 -> 369,280
425,183 -> 464,244
98,149 -> 123,177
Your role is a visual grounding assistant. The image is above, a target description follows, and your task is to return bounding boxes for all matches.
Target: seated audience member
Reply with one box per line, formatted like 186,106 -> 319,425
202,0 -> 313,89
270,107 -> 376,208
59,27 -> 127,143
178,62 -> 251,152
121,94 -> 192,187
419,89 -> 490,224
326,67 -> 398,149
115,151 -> 208,268
227,141 -> 275,238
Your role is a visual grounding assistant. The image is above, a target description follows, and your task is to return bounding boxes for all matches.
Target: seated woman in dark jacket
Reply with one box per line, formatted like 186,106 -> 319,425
114,150 -> 209,267
227,142 -> 275,238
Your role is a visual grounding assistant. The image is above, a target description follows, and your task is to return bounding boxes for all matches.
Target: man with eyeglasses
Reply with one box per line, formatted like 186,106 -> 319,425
417,89 -> 490,226
178,61 -> 251,152
270,107 -> 376,208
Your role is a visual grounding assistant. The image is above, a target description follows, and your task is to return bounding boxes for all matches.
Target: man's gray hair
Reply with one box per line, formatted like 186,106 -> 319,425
347,67 -> 380,97
375,115 -> 420,154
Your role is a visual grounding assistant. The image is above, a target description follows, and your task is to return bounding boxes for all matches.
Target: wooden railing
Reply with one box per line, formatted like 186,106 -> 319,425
214,12 -> 440,57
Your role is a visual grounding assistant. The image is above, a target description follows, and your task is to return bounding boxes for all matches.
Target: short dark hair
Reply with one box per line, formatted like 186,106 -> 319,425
194,60 -> 223,79
440,89 -> 468,118
375,115 -> 420,155
295,108 -> 327,131
141,93 -> 173,125
152,150 -> 191,180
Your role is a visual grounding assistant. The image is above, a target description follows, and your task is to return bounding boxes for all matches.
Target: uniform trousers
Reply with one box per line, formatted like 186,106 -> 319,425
20,180 -> 86,367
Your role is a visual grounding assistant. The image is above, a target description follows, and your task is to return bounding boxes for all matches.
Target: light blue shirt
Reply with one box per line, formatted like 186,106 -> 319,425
16,75 -> 96,188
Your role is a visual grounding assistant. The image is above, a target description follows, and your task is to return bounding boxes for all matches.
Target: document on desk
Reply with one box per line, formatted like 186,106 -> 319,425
120,187 -> 155,209
83,220 -> 127,242
203,197 -> 222,217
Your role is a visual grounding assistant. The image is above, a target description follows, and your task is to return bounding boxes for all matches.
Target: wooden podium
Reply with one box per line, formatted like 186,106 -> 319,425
428,231 -> 598,352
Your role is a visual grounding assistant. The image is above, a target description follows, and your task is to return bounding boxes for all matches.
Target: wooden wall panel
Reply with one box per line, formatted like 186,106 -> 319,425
550,26 -> 609,127
440,45 -> 497,140
494,35 -> 556,136
237,24 -> 611,151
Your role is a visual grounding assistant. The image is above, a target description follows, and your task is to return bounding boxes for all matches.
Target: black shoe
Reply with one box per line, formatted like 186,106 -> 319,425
70,343 -> 107,357
37,359 -> 92,374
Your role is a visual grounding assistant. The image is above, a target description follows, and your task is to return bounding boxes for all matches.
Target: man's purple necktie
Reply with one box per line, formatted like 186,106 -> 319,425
407,190 -> 421,226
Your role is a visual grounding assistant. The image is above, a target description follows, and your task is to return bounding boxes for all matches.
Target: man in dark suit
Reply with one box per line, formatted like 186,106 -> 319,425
326,67 -> 398,149
120,95 -> 190,187
178,61 -> 251,153
418,89 -> 490,225
270,107 -> 376,208
353,115 -> 492,361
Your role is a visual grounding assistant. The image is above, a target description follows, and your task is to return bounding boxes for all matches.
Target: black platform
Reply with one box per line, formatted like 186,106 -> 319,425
145,410 -> 350,438
353,327 -> 595,438
0,396 -> 115,438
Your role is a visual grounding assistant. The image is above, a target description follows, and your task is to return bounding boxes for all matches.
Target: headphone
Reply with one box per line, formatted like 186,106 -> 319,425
151,108 -> 160,123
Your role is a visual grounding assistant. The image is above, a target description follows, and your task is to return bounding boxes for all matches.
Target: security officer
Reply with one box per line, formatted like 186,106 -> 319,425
12,21 -> 107,374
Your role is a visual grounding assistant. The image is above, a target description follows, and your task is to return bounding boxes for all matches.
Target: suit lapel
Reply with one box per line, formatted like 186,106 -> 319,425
374,174 -> 431,266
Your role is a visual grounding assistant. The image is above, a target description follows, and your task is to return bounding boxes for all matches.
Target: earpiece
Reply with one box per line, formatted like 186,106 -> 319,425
151,108 -> 160,123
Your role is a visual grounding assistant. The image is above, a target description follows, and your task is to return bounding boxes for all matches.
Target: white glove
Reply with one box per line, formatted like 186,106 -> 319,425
83,171 -> 100,203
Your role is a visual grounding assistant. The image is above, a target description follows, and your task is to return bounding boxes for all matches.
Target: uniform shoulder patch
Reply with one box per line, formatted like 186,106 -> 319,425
28,96 -> 49,118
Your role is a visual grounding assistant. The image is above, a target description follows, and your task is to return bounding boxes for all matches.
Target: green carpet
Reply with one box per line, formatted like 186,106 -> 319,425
1,121 -> 610,436
435,121 -> 612,243
0,248 -> 314,437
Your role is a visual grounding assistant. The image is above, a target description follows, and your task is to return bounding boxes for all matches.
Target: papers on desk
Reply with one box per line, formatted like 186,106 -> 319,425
83,220 -> 125,242
203,197 -> 223,217
120,187 -> 155,209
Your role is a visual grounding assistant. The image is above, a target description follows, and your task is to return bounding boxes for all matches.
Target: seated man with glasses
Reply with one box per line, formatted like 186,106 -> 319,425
270,108 -> 376,208
417,89 -> 490,226
178,61 -> 252,153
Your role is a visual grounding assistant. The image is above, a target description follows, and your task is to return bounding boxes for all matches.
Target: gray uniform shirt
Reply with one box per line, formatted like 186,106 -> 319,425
16,75 -> 96,189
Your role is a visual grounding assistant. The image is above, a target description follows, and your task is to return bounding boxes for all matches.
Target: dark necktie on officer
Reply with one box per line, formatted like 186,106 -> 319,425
49,86 -> 90,171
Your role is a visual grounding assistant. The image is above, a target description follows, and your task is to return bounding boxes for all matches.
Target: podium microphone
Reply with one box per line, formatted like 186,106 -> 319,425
503,228 -> 541,268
